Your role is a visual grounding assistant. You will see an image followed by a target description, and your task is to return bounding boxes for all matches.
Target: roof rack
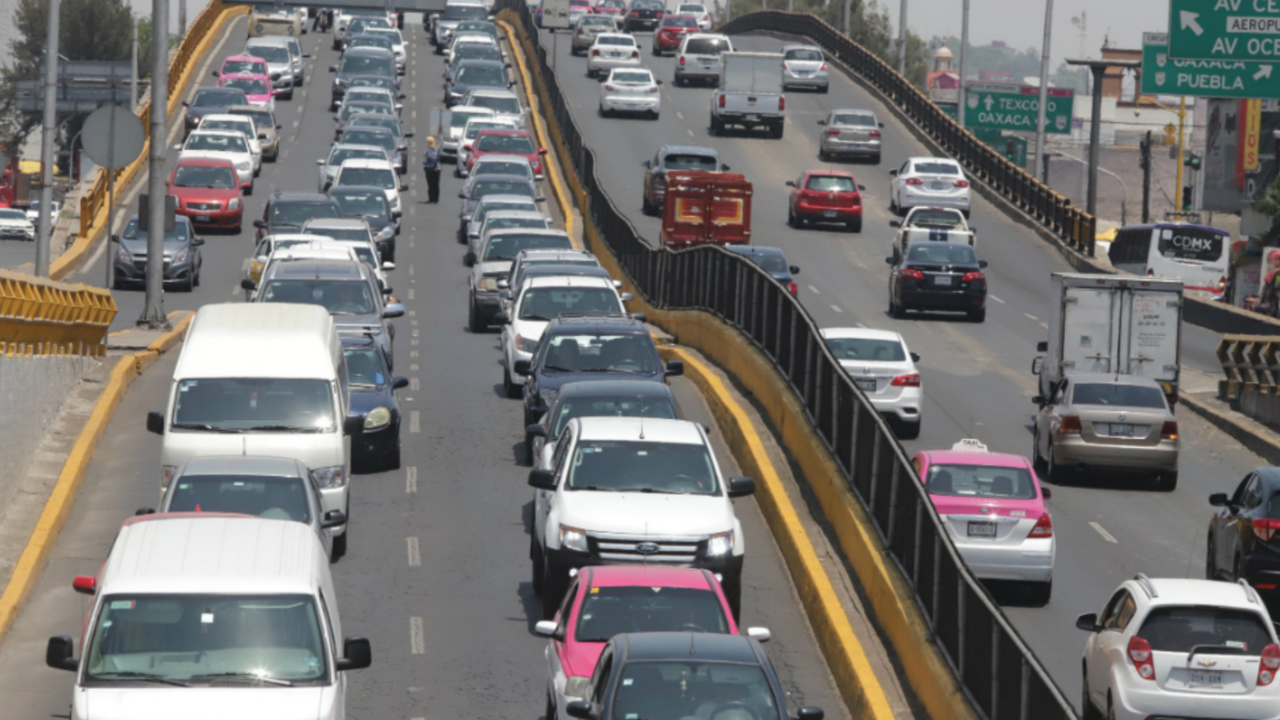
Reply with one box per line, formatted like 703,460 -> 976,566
1132,573 -> 1158,599
1237,578 -> 1262,605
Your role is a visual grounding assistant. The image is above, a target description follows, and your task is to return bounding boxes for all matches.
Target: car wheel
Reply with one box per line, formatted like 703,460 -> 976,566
641,192 -> 655,216
891,292 -> 906,319
818,83 -> 829,94
1046,443 -> 1064,484
546,694 -> 556,720
503,364 -> 521,399
525,429 -> 536,465
1206,535 -> 1217,579
818,148 -> 829,162
847,217 -> 862,233
178,275 -> 194,293
710,115 -> 721,136
244,183 -> 253,196
967,308 -> 986,323
468,295 -> 486,333
896,419 -> 920,440
542,557 -> 567,619
1027,578 -> 1051,605
1107,694 -> 1116,720
674,75 -> 685,87
531,536 -> 544,596
331,530 -> 347,560
721,575 -> 742,622
1081,673 -> 1102,720
652,43 -> 660,56
889,197 -> 898,215
651,111 -> 659,121
1031,425 -> 1047,472
870,153 -> 882,166
1157,471 -> 1178,492
384,437 -> 401,471
771,123 -> 784,140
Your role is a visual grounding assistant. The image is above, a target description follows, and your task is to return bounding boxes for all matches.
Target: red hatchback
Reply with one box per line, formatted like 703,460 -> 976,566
787,169 -> 864,232
466,129 -> 549,179
653,14 -> 699,55
166,157 -> 244,232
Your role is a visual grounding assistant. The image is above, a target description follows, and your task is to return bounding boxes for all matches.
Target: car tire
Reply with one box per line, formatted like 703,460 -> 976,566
651,111 -> 659,121
503,364 -> 521,399
818,148 -> 829,162
891,293 -> 906,319
721,575 -> 742,622
531,537 -> 545,596
1235,554 -> 1245,583
896,419 -> 920,440
332,530 -> 348,560
818,83 -> 829,94
642,192 -> 655,216
1081,674 -> 1103,720
870,153 -> 881,166
889,197 -> 898,215
244,183 -> 253,196
542,557 -> 567,619
1206,535 -> 1217,579
1046,444 -> 1065,484
546,694 -> 556,720
847,217 -> 862,233
468,295 -> 486,333
710,115 -> 721,136
652,43 -> 660,56
1157,471 -> 1178,492
1031,426 -> 1047,472
771,123 -> 784,140
178,275 -> 194,293
1027,578 -> 1051,605
384,438 -> 401,471
968,308 -> 986,323
674,74 -> 685,87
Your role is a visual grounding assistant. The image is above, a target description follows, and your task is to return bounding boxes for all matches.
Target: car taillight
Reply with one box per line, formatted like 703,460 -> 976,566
604,84 -> 616,91
718,94 -> 725,108
826,129 -> 840,136
900,268 -> 924,280
890,373 -> 920,387
1128,636 -> 1155,680
961,271 -> 984,282
869,131 -> 881,138
779,96 -> 785,111
787,281 -> 797,295
820,62 -> 827,70
656,9 -> 663,15
632,50 -> 639,57
630,9 -> 639,15
1058,415 -> 1082,434
905,177 -> 924,186
1261,644 -> 1280,686
1029,513 -> 1053,538
1219,275 -> 1228,289
1161,421 -> 1178,440
1253,518 -> 1280,542
591,49 -> 600,56
679,56 -> 685,65
647,86 -> 659,93
953,179 -> 970,188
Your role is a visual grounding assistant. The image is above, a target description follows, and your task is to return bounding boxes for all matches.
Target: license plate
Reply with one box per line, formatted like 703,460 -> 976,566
1189,670 -> 1223,688
700,58 -> 714,65
1108,423 -> 1134,437
933,275 -> 953,286
930,182 -> 948,190
823,210 -> 838,218
745,114 -> 759,121
967,521 -> 996,538
195,214 -> 210,222
854,378 -> 876,392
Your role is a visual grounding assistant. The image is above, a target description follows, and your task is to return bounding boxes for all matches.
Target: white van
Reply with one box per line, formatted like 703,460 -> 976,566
146,303 -> 362,553
46,514 -> 372,719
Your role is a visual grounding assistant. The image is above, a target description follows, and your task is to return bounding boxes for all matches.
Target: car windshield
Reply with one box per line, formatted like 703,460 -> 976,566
452,110 -> 492,129
477,202 -> 535,225
483,233 -> 569,260
223,59 -> 265,74
339,167 -> 395,189
272,201 -> 339,226
173,165 -> 238,189
925,463 -> 1037,500
0,209 -> 27,220
664,153 -> 718,170
825,336 -> 905,361
343,103 -> 393,119
351,75 -> 396,90
172,378 -> 335,431
663,16 -> 697,27
540,333 -> 658,373
260,279 -> 376,315
805,175 -> 855,192
457,21 -> 495,34
466,122 -> 514,139
785,48 -> 822,60
349,36 -> 392,51
223,77 -> 269,94
599,36 -> 634,46
678,4 -> 705,11
457,65 -> 507,85
568,440 -> 716,494
84,594 -> 327,685
486,217 -> 544,233
340,55 -> 394,75
518,287 -> 621,321
201,119 -> 253,136
684,37 -> 729,54
330,148 -> 386,167
912,161 -> 962,176
1071,383 -> 1167,409
633,0 -> 663,7
347,90 -> 391,104
167,474 -> 312,522
611,661 -> 777,720
122,218 -> 188,241
444,4 -> 488,19
600,0 -> 626,7
351,116 -> 402,135
193,88 -> 246,106
904,243 -> 977,265
739,252 -> 788,274
332,190 -> 389,217
230,108 -> 274,131
476,161 -> 531,178
456,44 -> 503,62
1138,607 -> 1273,656
832,113 -> 876,126
343,347 -> 387,386
472,181 -> 535,202
909,209 -> 964,228
187,133 -> 248,153
477,134 -> 534,154
582,16 -> 615,26
344,130 -> 394,150
613,70 -> 653,83
552,394 -> 677,436
246,45 -> 290,62
305,227 -> 370,243
366,28 -> 402,43
470,95 -> 521,114
349,18 -> 390,32
575,586 -> 729,642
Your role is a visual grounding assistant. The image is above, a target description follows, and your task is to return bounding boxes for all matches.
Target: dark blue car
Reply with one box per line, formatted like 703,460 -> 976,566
343,335 -> 408,472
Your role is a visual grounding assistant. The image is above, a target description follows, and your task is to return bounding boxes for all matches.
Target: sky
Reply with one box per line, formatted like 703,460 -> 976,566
895,0 -> 1161,68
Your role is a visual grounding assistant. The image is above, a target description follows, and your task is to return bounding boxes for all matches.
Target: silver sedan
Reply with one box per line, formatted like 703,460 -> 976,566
782,44 -> 828,92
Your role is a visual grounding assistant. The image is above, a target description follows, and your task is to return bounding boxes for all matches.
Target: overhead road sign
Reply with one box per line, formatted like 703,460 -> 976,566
1169,0 -> 1280,62
1142,31 -> 1280,98
962,83 -> 1074,134
225,0 -> 450,10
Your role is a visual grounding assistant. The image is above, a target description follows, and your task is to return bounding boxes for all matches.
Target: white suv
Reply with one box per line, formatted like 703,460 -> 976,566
528,417 -> 755,619
821,328 -> 922,439
1077,575 -> 1280,720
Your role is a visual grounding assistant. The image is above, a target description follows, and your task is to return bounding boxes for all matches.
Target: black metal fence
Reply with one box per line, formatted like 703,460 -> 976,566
716,10 -> 1096,259
502,4 -> 1078,719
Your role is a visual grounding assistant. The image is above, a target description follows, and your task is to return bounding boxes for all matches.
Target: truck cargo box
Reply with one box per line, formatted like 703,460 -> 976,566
660,170 -> 752,247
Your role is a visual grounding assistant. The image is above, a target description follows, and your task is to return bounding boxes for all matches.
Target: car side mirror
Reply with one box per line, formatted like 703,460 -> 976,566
241,278 -> 256,292
1075,613 -> 1100,632
656,79 -> 664,85
344,415 -> 365,437
539,148 -> 549,155
1036,341 -> 1048,353
1210,492 -> 1230,507
1032,395 -> 1046,405
110,234 -> 121,243
879,122 -> 885,128
403,131 -> 414,137
1031,357 -> 1045,376
277,123 -> 283,129
566,701 -> 597,720
620,292 -> 634,302
212,70 -> 220,78
728,476 -> 755,498
857,184 -> 866,191
146,411 -> 165,435
888,169 -> 898,176
399,93 -> 407,99
393,377 -> 409,390
1041,487 -> 1052,499
888,220 -> 900,228
497,278 -> 510,289
536,196 -> 547,202
303,53 -> 313,58
788,265 -> 800,275
969,226 -> 977,232
527,424 -> 546,437
665,360 -> 683,376
382,261 -> 396,271
336,637 -> 372,671
514,359 -> 532,376
884,257 -> 895,265
181,100 -> 190,107
909,352 -> 920,362
322,509 -> 348,528
191,238 -> 205,247
745,627 -> 770,642
258,132 -> 268,140
534,620 -> 560,638
642,160 -> 651,168
817,118 -> 826,125
629,312 -> 648,323
253,219 -> 268,229
459,191 -> 468,199
978,260 -> 988,269
796,709 -> 823,720
329,65 -> 338,72
72,575 -> 96,595
464,251 -> 477,265
785,180 -> 796,187
46,636 -> 78,672
135,507 -> 155,516
720,163 -> 731,171
383,302 -> 406,318
528,468 -> 557,490
494,311 -> 510,324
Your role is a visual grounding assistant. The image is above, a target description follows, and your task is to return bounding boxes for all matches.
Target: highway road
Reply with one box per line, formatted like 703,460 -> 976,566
0,14 -> 853,720
533,23 -> 1271,709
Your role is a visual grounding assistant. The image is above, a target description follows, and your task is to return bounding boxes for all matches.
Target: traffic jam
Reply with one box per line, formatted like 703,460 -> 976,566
26,2 -> 1280,720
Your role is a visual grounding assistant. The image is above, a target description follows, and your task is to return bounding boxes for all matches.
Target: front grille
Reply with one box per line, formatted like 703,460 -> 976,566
0,227 -> 30,238
187,202 -> 221,211
588,533 -> 704,564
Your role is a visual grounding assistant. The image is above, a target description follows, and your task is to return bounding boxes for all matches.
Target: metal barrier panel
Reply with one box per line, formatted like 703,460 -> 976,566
0,270 -> 116,356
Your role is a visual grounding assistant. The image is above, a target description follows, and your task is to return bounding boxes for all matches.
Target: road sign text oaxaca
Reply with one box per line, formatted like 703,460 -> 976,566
963,83 -> 1073,134
1142,31 -> 1280,97
1169,0 -> 1280,62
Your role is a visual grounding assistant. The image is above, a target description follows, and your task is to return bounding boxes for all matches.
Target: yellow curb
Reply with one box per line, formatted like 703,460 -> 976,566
0,314 -> 192,646
661,344 -> 896,720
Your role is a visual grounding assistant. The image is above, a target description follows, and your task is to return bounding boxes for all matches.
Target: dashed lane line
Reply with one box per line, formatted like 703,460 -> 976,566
410,617 -> 425,654
1090,522 -> 1118,543
406,537 -> 421,566
406,466 -> 417,494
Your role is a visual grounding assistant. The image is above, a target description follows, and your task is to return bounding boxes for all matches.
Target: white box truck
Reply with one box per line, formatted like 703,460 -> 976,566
711,51 -> 785,138
1033,273 -> 1184,403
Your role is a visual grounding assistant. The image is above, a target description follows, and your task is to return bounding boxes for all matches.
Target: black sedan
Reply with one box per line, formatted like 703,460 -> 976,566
885,242 -> 987,322
725,245 -> 800,296
622,0 -> 665,32
559,632 -> 824,720
526,379 -> 680,468
343,335 -> 408,472
1208,468 -> 1280,607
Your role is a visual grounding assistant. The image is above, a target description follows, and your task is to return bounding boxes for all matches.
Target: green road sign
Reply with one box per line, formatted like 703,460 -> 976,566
1142,31 -> 1280,97
1169,0 -> 1280,62
963,83 -> 1074,134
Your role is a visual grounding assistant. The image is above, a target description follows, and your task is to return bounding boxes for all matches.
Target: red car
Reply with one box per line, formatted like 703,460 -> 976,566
466,129 -> 549,179
592,0 -> 625,15
534,566 -> 770,720
653,14 -> 698,55
166,157 -> 244,232
786,169 -> 864,232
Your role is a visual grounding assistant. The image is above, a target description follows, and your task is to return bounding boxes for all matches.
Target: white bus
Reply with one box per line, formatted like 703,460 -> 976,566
1108,222 -> 1230,296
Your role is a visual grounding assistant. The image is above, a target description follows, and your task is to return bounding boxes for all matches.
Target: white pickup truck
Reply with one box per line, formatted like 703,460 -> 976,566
710,51 -> 786,139
890,205 -> 975,260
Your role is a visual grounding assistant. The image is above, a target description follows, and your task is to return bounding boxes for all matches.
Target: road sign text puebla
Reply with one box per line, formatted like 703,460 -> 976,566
1169,0 -> 1280,62
1142,31 -> 1280,97
963,84 -> 1073,134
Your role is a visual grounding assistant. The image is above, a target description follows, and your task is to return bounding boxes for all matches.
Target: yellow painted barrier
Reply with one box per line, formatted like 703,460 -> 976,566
0,269 -> 116,357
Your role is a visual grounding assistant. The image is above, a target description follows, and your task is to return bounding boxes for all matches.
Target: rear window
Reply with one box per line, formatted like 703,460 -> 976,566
904,243 -> 978,265
599,36 -> 635,46
664,153 -> 718,171
444,4 -> 488,19
785,48 -> 823,61
193,88 -> 247,106
925,464 -> 1038,500
632,0 -> 664,8
825,336 -> 904,362
1138,606 -> 1273,655
1071,383 -> 1167,409
805,175 -> 855,192
684,37 -> 729,54
612,71 -> 653,83
476,133 -> 535,154
832,113 -> 876,127
912,161 -> 962,176
553,395 -> 678,436
909,209 -> 965,228
168,475 -> 311,523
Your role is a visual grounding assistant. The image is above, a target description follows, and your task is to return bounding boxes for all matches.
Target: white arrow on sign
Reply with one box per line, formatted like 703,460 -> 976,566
1181,10 -> 1204,37
983,95 -> 994,111
1256,64 -> 1274,80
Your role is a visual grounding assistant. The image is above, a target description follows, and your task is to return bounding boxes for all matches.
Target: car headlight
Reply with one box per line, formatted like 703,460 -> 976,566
376,225 -> 394,240
539,388 -> 558,407
237,161 -> 251,171
364,406 -> 392,429
172,248 -> 189,264
161,464 -> 178,489
478,277 -> 500,291
227,198 -> 240,210
116,246 -> 131,262
559,525 -> 588,552
312,465 -> 347,488
706,530 -> 734,556
517,334 -> 539,352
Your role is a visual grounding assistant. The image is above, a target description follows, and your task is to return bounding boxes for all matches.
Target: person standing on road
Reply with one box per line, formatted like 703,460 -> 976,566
423,137 -> 441,204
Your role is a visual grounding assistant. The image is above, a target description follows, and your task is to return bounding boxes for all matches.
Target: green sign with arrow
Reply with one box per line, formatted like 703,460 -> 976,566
962,83 -> 1074,134
1142,31 -> 1280,97
1169,0 -> 1280,62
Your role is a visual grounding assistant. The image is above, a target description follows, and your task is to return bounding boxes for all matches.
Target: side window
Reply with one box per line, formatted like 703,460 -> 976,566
591,650 -> 613,706
317,590 -> 339,659
1100,589 -> 1129,629
1244,476 -> 1264,508
899,161 -> 910,176
552,425 -> 574,476
1233,474 -> 1256,506
796,173 -> 806,188
1053,380 -> 1067,405
556,578 -> 579,626
1114,594 -> 1137,631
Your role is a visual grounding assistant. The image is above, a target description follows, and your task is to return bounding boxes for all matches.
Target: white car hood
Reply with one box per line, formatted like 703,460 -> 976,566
80,686 -> 329,720
475,259 -> 512,277
559,490 -> 734,537
0,217 -> 34,228
160,431 -> 345,471
511,317 -> 549,341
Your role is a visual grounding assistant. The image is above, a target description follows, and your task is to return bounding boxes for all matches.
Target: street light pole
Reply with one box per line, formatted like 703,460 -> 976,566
897,0 -> 907,76
1032,0 -> 1053,178
140,0 -> 168,328
130,19 -> 139,109
957,0 -> 970,127
35,0 -> 60,278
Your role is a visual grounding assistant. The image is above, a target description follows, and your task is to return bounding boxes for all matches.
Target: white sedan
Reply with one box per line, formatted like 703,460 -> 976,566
675,3 -> 712,30
586,34 -> 641,78
821,327 -> 922,440
598,68 -> 661,118
197,114 -> 262,174
177,130 -> 255,191
890,156 -> 972,217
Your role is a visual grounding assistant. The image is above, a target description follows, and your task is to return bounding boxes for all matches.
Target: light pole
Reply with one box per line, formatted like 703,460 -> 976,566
957,0 -> 970,127
896,0 -> 907,76
35,0 -> 61,278
140,0 -> 168,328
1031,0 -> 1053,178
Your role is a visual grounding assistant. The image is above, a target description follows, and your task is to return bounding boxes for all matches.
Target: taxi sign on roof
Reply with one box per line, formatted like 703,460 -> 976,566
950,438 -> 988,453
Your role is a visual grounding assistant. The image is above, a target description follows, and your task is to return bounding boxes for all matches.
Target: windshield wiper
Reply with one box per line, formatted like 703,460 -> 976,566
188,672 -> 294,686
522,315 -> 552,321
543,365 -> 576,372
170,423 -> 243,433
91,671 -> 191,687
245,424 -> 325,433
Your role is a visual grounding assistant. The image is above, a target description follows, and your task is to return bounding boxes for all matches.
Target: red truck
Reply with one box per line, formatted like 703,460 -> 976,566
659,170 -> 752,247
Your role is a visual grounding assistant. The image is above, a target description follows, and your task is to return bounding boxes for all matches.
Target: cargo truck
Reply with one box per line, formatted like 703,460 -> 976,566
659,170 -> 752,247
710,52 -> 785,138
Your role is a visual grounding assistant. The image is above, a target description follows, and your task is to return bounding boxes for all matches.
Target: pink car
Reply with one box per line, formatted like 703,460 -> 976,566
217,55 -> 269,82
913,439 -> 1055,604
593,0 -> 626,15
219,71 -> 276,110
533,566 -> 770,720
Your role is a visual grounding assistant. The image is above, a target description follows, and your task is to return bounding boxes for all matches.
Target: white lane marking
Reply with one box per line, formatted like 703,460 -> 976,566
410,363 -> 420,371
406,466 -> 417,493
410,410 -> 420,433
830,304 -> 843,313
241,258 -> 251,272
281,149 -> 289,159
807,284 -> 820,294
410,617 -> 425,654
1024,313 -> 1038,321
411,350 -> 419,358
292,120 -> 300,128
687,128 -> 694,137
676,111 -> 684,120
855,322 -> 867,328
409,263 -> 415,276
988,295 -> 1005,304
1090,522 -> 1118,544
297,104 -> 304,113
407,537 -> 421,566
408,288 -> 415,299
1039,321 -> 1048,329
410,319 -> 419,326
410,377 -> 420,391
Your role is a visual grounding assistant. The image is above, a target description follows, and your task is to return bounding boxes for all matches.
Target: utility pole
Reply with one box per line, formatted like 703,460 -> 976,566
130,20 -> 139,109
896,0 -> 907,76
1031,0 -> 1053,178
1174,95 -> 1187,213
140,0 -> 168,328
957,0 -> 970,127
178,0 -> 187,37
1140,131 -> 1152,224
843,0 -> 851,38
35,0 -> 60,278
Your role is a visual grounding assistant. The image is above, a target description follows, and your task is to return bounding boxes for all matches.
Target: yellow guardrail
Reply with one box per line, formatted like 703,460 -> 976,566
1217,334 -> 1280,396
0,269 -> 116,357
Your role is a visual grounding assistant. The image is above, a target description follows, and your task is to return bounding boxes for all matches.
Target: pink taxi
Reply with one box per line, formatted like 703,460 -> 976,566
913,439 -> 1055,604
219,71 -> 276,110
216,55 -> 269,83
533,565 -> 770,720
